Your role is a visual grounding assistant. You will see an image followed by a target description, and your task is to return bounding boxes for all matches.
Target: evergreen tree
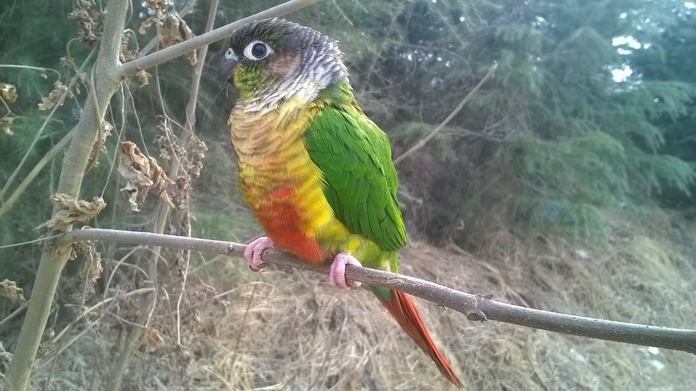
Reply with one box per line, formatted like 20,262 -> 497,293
303,0 -> 696,242
627,1 -> 696,207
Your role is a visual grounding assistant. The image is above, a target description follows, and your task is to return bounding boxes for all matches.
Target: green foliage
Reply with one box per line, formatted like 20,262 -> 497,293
631,152 -> 695,197
511,132 -> 630,205
511,196 -> 606,239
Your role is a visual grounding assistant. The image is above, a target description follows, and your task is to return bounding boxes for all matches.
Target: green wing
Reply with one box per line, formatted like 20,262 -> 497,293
304,93 -> 406,252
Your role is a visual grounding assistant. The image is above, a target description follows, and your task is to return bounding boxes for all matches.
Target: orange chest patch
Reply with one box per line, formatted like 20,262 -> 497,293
252,186 -> 329,263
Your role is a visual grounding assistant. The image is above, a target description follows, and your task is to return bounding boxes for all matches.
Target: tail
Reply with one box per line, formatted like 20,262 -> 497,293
374,289 -> 463,387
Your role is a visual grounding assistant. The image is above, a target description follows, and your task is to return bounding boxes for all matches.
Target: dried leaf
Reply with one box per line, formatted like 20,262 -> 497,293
170,175 -> 190,209
38,81 -> 73,111
138,0 -> 197,65
118,141 -> 174,211
139,0 -> 172,35
120,34 -> 138,63
74,242 -> 103,301
189,135 -> 208,160
38,194 -> 106,231
157,14 -> 191,47
60,56 -> 76,70
146,0 -> 172,10
189,160 -> 203,178
86,121 -> 114,172
79,244 -> 103,282
67,5 -> 98,47
0,279 -> 26,305
0,83 -> 18,103
139,18 -> 155,35
1,115 -> 14,135
135,69 -> 151,87
139,328 -> 165,353
159,14 -> 197,65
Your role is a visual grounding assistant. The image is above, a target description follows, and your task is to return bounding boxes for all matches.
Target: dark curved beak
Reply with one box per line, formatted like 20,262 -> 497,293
218,54 -> 238,96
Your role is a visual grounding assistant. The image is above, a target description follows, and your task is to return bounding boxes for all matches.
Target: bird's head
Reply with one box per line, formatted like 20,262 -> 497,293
218,18 -> 348,101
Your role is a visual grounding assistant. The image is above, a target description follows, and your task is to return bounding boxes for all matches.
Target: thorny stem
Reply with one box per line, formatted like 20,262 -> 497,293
59,228 -> 696,356
393,61 -> 498,165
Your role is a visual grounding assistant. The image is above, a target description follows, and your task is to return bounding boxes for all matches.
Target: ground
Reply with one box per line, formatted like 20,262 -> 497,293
2,209 -> 695,390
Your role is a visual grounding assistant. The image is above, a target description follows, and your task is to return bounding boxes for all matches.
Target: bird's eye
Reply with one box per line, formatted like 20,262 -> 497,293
243,41 -> 272,61
224,48 -> 237,60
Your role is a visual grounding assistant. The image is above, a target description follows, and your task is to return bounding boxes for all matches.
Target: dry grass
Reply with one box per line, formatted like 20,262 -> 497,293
3,208 -> 695,390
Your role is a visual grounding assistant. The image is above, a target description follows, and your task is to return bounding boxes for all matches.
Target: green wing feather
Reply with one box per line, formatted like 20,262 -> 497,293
304,86 -> 406,252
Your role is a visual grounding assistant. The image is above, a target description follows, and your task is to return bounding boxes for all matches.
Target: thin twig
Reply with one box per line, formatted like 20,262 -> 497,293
0,64 -> 62,79
0,234 -> 62,249
38,287 -> 156,367
59,228 -> 696,355
393,61 -> 498,165
0,50 -> 96,204
0,301 -> 29,330
175,0 -> 220,351
229,284 -> 258,371
183,0 -> 218,136
0,128 -> 75,219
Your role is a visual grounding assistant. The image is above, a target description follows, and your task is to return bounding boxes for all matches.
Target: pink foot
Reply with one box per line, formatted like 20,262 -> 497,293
329,253 -> 362,289
243,237 -> 274,271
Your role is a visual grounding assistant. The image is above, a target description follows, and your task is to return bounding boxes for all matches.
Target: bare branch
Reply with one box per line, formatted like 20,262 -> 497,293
118,0 -> 318,78
60,228 -> 696,355
184,0 -> 219,134
394,61 -> 498,165
0,300 -> 29,330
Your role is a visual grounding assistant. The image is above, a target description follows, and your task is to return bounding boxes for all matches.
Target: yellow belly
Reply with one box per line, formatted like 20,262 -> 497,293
231,99 -> 361,262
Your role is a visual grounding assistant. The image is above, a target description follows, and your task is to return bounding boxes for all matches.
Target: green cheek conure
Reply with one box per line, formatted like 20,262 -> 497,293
219,18 -> 462,387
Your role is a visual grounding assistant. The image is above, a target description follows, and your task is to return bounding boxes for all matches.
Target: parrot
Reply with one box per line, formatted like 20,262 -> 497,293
218,18 -> 462,387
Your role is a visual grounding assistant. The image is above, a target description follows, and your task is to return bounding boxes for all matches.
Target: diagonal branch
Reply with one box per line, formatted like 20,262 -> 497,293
393,61 -> 498,165
118,0 -> 318,78
59,228 -> 696,355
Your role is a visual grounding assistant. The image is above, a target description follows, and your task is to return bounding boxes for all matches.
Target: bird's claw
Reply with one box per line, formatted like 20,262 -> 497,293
243,237 -> 274,271
329,253 -> 362,289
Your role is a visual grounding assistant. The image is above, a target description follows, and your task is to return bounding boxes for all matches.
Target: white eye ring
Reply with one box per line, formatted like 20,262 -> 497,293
224,48 -> 237,61
243,41 -> 272,61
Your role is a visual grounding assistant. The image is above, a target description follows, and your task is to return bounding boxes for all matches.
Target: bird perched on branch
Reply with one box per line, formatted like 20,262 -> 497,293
219,18 -> 462,387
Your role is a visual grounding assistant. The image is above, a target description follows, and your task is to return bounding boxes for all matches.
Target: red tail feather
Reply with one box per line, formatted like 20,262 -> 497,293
376,290 -> 463,387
